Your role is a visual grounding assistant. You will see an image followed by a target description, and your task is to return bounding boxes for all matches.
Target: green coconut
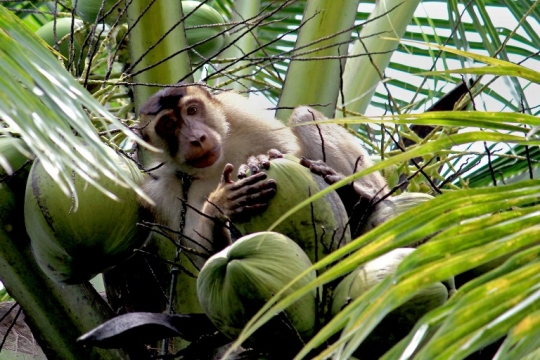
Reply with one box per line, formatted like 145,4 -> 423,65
363,192 -> 435,233
332,248 -> 449,359
75,0 -> 127,24
182,1 -> 228,61
74,0 -> 227,59
0,137 -> 32,178
24,145 -> 150,284
0,137 -> 33,233
197,231 -> 316,352
35,18 -> 85,70
234,155 -> 351,265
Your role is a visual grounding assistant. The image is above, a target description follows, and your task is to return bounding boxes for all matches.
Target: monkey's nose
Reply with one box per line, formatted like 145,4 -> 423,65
190,132 -> 207,146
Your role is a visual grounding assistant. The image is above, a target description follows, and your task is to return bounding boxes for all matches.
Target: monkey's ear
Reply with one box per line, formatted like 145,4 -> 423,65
140,85 -> 189,115
139,94 -> 164,116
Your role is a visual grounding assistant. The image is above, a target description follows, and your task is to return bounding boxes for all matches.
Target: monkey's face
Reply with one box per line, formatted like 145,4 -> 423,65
140,85 -> 228,172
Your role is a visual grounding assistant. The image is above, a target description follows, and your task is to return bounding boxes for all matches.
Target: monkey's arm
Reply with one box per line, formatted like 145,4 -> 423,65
197,164 -> 278,252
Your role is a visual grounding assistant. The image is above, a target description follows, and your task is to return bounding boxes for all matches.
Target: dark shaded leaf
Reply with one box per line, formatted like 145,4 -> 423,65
77,312 -> 219,348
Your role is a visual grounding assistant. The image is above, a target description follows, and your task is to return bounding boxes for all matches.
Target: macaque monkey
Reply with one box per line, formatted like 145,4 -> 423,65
104,83 -> 387,322
138,83 -> 389,266
138,84 -> 301,269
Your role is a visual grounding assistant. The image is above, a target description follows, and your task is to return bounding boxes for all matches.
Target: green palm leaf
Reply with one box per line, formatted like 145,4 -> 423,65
0,6 -> 150,207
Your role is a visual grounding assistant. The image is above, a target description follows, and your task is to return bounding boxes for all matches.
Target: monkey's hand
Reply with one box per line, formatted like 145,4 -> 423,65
204,163 -> 277,222
300,157 -> 385,205
300,157 -> 358,214
301,157 -> 391,237
237,149 -> 283,179
200,163 -> 278,251
300,157 -> 344,184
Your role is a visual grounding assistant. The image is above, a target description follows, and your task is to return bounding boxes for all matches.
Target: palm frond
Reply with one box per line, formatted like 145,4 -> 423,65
232,178 -> 540,359
0,6 -> 150,207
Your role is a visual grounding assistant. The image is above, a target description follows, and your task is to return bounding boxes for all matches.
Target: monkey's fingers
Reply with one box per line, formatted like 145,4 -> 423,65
300,158 -> 339,177
228,178 -> 276,201
229,172 -> 269,191
230,186 -> 276,208
221,164 -> 235,184
300,158 -> 345,186
246,155 -> 263,175
256,149 -> 283,171
230,204 -> 269,221
323,174 -> 344,185
237,164 -> 249,179
267,149 -> 283,160
299,157 -> 316,169
237,150 -> 283,179
256,154 -> 271,170
237,156 -> 262,178
227,185 -> 276,220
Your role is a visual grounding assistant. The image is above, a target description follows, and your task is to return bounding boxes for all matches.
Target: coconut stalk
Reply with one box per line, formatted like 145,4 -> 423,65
0,180 -> 129,359
336,0 -> 421,123
276,0 -> 360,120
219,0 -> 261,91
126,0 -> 193,111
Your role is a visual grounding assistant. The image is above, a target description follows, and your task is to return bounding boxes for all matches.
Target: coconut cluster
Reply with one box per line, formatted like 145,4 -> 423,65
196,155 -> 450,357
35,0 -> 229,70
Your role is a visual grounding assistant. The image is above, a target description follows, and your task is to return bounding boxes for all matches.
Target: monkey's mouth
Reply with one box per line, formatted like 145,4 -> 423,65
188,146 -> 221,168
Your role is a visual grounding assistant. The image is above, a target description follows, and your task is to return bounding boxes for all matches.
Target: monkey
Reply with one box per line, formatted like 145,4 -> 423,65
103,83 -> 388,321
138,83 -> 390,256
103,83 -> 302,321
137,84 -> 303,269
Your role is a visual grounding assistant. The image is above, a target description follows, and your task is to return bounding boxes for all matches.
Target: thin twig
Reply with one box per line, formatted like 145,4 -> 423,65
484,142 -> 497,186
135,249 -> 198,278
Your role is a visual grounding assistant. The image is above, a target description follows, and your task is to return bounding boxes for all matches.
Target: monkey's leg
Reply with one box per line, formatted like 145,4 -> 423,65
290,106 -> 389,202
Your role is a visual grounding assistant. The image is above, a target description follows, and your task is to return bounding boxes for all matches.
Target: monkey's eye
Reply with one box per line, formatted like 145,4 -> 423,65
156,116 -> 176,136
186,106 -> 198,116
